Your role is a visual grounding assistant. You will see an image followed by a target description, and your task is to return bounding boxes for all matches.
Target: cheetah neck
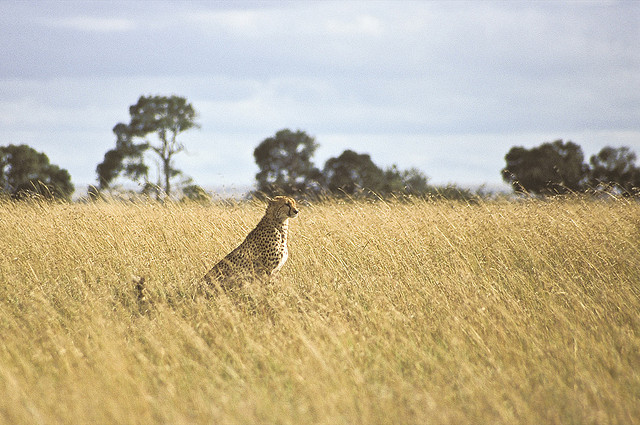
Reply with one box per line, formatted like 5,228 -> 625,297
259,215 -> 289,235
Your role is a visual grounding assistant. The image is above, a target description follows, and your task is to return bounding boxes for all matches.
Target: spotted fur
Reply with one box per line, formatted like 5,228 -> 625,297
204,196 -> 298,289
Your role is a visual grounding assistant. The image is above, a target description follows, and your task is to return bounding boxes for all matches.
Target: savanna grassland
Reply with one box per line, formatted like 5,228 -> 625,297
0,197 -> 639,425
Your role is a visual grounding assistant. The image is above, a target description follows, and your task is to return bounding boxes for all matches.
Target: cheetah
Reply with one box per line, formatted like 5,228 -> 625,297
204,196 -> 299,289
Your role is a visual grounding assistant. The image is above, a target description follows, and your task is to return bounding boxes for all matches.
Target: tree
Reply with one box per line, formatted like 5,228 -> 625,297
381,165 -> 430,195
589,146 -> 640,194
96,95 -> 199,197
253,131 -> 432,198
0,144 -> 74,200
322,150 -> 431,197
502,140 -> 589,195
254,129 -> 323,196
96,123 -> 149,190
181,184 -> 211,204
323,150 -> 385,195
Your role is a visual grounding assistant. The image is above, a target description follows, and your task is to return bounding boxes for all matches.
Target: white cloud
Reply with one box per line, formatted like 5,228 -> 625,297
325,14 -> 383,36
186,9 -> 271,36
44,16 -> 136,32
186,3 -> 385,39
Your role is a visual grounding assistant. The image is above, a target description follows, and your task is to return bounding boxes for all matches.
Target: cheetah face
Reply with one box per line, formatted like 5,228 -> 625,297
287,201 -> 299,218
268,196 -> 299,220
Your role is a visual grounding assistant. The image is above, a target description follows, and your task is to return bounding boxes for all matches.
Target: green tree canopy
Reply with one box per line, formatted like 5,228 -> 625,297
502,140 -> 589,195
0,144 -> 74,200
253,130 -> 434,199
323,151 -> 431,197
96,123 -> 148,190
323,150 -> 385,195
253,129 -> 323,196
381,165 -> 430,195
589,146 -> 640,194
96,95 -> 199,197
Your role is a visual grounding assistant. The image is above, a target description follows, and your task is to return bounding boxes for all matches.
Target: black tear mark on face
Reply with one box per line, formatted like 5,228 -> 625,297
286,201 -> 299,217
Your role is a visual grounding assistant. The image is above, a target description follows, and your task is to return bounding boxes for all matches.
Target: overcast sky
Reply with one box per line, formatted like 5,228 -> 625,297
1,1 -> 639,194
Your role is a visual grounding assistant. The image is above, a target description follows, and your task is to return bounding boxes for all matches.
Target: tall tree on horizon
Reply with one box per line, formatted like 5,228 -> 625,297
502,140 -> 589,195
323,150 -> 385,195
323,150 -> 431,197
0,144 -> 74,200
96,95 -> 199,197
589,146 -> 640,194
253,129 -> 323,196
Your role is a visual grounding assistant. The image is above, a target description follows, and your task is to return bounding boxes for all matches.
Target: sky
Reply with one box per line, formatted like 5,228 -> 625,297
1,1 -> 639,194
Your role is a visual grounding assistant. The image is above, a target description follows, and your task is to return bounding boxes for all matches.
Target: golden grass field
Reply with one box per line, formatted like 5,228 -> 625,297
0,197 -> 639,424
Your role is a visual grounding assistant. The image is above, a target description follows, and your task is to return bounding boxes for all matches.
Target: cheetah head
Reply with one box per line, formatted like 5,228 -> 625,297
267,196 -> 299,221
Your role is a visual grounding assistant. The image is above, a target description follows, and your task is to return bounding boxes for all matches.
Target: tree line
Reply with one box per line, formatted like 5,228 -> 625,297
1,94 -> 639,200
252,128 -> 436,198
503,140 -> 640,196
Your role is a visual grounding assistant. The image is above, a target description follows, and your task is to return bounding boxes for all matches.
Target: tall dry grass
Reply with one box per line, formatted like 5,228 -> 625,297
0,197 -> 639,424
